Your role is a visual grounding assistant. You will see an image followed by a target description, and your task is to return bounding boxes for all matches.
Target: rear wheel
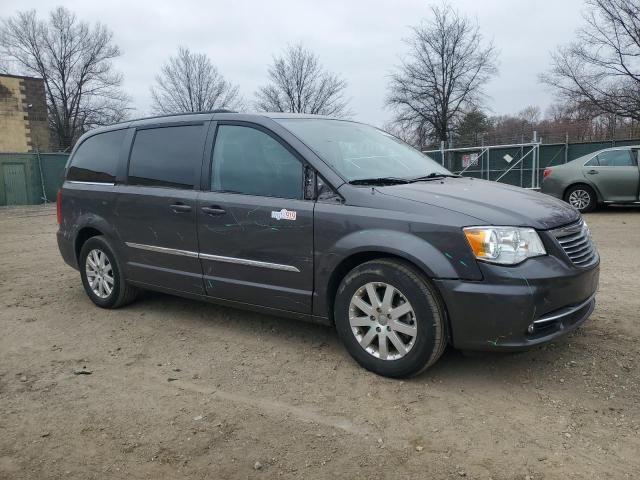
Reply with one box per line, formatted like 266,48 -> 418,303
79,236 -> 138,308
564,184 -> 597,212
334,259 -> 446,378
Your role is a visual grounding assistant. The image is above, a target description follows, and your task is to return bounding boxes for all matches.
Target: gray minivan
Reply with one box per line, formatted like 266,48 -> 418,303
57,111 -> 600,378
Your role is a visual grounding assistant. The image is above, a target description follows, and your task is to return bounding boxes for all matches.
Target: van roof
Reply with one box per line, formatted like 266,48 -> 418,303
101,111 -> 337,129
73,111 -> 345,150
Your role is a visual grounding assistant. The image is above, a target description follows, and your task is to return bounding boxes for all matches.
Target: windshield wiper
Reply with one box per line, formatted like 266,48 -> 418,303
348,177 -> 410,185
408,172 -> 460,182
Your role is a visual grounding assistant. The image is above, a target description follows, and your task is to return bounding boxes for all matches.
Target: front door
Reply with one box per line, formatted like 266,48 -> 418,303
197,123 -> 314,313
114,123 -> 208,294
583,149 -> 640,202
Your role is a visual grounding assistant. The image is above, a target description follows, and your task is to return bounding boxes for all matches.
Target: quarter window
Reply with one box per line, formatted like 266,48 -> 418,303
128,125 -> 204,189
596,150 -> 634,167
211,125 -> 302,199
67,129 -> 126,183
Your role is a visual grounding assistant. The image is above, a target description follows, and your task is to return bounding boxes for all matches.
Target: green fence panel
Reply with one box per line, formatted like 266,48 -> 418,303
0,152 -> 69,206
487,147 -> 527,182
40,153 -> 69,201
0,154 -> 38,206
567,141 -> 612,161
424,150 -> 444,166
612,139 -> 640,148
539,144 -> 566,167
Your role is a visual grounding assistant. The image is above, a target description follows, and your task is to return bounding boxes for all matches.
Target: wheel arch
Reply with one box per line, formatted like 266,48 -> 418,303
74,226 -> 103,262
563,181 -> 603,203
72,214 -> 122,263
323,250 -> 452,343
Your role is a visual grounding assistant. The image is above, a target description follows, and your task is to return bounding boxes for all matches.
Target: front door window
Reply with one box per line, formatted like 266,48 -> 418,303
212,125 -> 303,199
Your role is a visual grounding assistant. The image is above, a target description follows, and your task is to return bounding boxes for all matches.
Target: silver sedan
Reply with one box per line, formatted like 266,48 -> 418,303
541,146 -> 640,212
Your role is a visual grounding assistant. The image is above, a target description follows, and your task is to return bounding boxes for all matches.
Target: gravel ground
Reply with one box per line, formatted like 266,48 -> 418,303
0,205 -> 638,479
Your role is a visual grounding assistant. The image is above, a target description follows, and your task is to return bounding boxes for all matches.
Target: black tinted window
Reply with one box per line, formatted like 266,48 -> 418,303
128,125 -> 204,189
212,125 -> 302,199
597,150 -> 634,167
67,129 -> 126,183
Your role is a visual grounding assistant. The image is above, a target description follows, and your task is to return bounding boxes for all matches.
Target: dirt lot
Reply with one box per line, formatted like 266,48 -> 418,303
0,205 -> 639,480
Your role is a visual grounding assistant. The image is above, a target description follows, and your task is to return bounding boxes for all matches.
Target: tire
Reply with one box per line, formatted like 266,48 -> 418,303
564,184 -> 597,213
334,259 -> 447,378
79,235 -> 138,309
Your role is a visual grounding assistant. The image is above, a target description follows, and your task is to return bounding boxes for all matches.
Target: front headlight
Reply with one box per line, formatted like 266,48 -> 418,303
463,226 -> 546,265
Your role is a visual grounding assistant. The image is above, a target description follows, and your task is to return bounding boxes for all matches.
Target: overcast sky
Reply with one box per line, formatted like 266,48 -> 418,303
2,0 -> 587,127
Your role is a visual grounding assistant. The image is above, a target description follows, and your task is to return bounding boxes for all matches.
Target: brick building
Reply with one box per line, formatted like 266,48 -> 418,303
0,73 -> 49,153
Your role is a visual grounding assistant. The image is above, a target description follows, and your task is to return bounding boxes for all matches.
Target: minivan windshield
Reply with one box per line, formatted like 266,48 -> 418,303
276,119 -> 452,182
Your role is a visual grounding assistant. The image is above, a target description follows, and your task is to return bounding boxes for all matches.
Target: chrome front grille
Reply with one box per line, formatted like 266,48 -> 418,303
551,220 -> 598,268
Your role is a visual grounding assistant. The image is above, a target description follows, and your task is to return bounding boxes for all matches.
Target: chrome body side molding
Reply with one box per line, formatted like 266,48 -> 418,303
125,242 -> 300,272
125,242 -> 198,258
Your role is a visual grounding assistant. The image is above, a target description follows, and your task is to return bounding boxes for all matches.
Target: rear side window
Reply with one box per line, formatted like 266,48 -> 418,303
67,129 -> 126,183
128,125 -> 204,189
211,125 -> 302,199
596,149 -> 634,167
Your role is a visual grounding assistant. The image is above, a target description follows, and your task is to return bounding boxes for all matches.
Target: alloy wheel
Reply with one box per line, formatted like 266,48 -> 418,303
568,189 -> 591,210
348,282 -> 417,360
85,248 -> 114,299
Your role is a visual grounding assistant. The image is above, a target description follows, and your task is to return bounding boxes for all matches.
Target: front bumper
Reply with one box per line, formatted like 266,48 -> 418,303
434,255 -> 599,351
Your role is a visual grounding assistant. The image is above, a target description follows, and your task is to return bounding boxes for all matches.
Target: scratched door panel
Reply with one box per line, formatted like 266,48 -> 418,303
197,192 -> 314,313
114,185 -> 203,294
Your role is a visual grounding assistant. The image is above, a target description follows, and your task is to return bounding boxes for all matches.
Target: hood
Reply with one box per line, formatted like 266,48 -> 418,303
376,177 -> 579,230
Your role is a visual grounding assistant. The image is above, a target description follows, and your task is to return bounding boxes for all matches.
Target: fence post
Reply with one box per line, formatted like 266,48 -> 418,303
440,140 -> 445,167
537,144 -> 540,189
531,145 -> 536,189
486,147 -> 490,180
565,133 -> 569,163
520,145 -> 524,187
35,147 -> 48,203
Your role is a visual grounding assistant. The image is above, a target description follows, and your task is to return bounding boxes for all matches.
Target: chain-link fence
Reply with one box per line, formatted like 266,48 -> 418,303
423,138 -> 640,189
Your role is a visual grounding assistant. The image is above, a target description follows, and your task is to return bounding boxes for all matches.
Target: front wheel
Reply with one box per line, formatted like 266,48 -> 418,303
334,259 -> 447,378
564,184 -> 597,213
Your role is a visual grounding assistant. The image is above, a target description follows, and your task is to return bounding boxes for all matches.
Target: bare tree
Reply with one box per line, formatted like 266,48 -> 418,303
542,0 -> 640,122
518,105 -> 541,125
151,47 -> 242,115
0,54 -> 10,74
384,119 -> 431,148
255,44 -> 351,117
0,7 -> 130,150
386,3 -> 498,147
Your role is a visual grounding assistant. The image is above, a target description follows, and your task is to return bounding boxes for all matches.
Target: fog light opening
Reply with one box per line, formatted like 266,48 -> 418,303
527,324 -> 535,334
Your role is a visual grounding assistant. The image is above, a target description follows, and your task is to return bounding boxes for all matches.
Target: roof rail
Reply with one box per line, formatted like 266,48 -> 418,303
114,109 -> 239,126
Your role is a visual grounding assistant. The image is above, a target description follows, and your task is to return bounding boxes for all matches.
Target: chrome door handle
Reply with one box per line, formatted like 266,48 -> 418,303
170,203 -> 192,213
587,170 -> 599,175
201,206 -> 226,216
